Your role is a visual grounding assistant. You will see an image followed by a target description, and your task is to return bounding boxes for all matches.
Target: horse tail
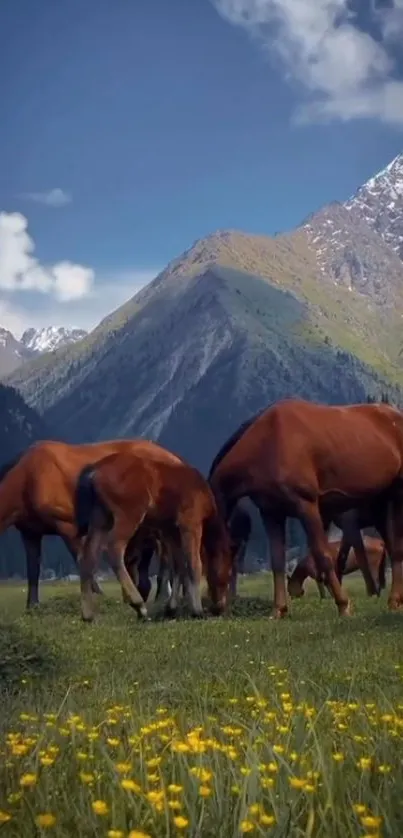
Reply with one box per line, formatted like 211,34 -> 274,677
75,465 -> 99,537
378,545 -> 387,591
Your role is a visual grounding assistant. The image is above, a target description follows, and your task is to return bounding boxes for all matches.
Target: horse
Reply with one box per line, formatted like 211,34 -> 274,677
0,440 -> 169,609
74,439 -> 232,622
208,398 -> 403,618
287,535 -> 387,600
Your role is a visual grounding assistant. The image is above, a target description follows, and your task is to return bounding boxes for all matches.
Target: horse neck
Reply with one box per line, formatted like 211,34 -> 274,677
0,464 -> 24,530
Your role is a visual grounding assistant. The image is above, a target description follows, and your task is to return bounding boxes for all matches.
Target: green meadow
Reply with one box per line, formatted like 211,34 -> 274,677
0,575 -> 402,837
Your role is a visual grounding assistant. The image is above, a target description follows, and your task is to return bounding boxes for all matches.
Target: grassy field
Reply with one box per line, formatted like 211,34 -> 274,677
0,574 -> 403,837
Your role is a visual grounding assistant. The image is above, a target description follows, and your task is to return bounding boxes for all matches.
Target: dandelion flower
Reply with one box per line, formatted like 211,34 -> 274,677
199,785 -> 212,797
35,814 -> 56,828
173,815 -> 189,829
168,800 -> 182,811
128,832 -> 152,838
114,762 -> 132,774
353,804 -> 367,815
92,800 -> 109,816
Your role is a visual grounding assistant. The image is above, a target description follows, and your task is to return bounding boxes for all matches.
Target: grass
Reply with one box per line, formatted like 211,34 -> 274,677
1,574 -> 403,837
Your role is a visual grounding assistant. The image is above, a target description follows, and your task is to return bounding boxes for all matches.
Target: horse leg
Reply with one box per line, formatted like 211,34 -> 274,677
105,516 -> 150,619
179,526 -> 204,618
155,543 -> 173,606
22,532 -> 42,609
79,531 -> 104,622
384,493 -> 403,611
260,511 -> 287,619
316,580 -> 327,599
61,534 -> 103,596
297,500 -> 351,616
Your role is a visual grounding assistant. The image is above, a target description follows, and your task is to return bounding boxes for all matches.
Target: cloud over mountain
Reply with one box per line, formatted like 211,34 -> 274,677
212,0 -> 403,124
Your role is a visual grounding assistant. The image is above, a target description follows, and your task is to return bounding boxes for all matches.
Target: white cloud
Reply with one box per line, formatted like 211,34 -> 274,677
21,188 -> 72,207
0,212 -> 94,301
0,269 -> 159,338
212,0 -> 403,124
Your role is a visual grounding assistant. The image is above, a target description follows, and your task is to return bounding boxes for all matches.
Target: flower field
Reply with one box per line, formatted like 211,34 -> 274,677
1,575 -> 403,837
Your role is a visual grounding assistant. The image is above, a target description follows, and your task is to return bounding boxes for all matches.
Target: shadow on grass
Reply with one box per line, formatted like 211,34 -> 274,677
0,622 -> 66,691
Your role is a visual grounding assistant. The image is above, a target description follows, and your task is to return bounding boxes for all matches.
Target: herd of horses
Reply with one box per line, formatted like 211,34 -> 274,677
1,396 -> 402,623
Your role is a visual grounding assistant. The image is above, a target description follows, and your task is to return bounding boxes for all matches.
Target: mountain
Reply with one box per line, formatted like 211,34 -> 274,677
0,327 -> 35,376
345,153 -> 403,260
0,326 -> 88,378
20,326 -> 88,355
5,220 -> 402,472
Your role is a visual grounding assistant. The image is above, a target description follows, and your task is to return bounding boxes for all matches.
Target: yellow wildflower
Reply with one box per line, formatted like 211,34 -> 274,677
173,816 -> 189,829
121,779 -> 141,793
260,814 -> 276,826
168,800 -> 182,810
128,832 -> 152,838
20,773 -> 37,788
168,784 -> 183,794
92,800 -> 109,816
199,785 -> 212,797
0,811 -> 11,824
353,804 -> 367,815
289,777 -> 306,789
115,762 -> 132,774
40,756 -> 55,767
357,757 -> 372,771
79,772 -> 95,784
35,814 -> 57,828
332,752 -> 344,762
240,820 -> 255,833
361,816 -> 382,829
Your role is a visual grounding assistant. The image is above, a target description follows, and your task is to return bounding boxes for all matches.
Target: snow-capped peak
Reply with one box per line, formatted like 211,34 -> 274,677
20,326 -> 88,354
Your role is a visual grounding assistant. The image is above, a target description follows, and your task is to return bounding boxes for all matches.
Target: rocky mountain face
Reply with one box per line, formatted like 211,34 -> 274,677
0,326 -> 88,378
346,153 -> 403,260
20,326 -> 88,355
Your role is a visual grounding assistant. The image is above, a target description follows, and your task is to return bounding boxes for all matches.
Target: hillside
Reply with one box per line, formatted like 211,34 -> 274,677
5,226 -> 402,473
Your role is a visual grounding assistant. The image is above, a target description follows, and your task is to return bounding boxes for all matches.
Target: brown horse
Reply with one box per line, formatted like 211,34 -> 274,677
74,440 -> 231,622
287,535 -> 387,600
0,440 -> 167,609
208,398 -> 403,618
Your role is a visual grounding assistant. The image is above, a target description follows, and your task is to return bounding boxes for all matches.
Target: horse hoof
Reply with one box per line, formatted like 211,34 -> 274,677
338,601 -> 352,617
388,596 -> 403,611
269,607 -> 288,620
191,611 -> 204,620
81,614 -> 94,623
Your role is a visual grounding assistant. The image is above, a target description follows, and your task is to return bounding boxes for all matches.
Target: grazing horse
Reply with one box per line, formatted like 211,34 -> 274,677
208,398 -> 403,618
287,535 -> 387,600
0,440 -> 169,609
74,440 -> 231,622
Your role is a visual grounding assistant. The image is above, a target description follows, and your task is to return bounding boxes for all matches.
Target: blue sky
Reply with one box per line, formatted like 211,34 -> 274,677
0,0 -> 402,335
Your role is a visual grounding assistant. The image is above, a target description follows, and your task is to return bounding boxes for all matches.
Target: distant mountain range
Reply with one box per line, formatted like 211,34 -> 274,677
0,326 -> 88,377
5,152 -> 403,472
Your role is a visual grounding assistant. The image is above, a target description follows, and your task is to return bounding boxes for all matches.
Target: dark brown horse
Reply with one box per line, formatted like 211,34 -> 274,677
287,535 -> 387,600
74,440 -> 231,621
0,440 -> 167,609
208,398 -> 403,618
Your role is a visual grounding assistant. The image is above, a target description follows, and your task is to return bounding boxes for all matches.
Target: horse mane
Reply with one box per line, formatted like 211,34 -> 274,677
208,408 -> 266,480
0,454 -> 21,484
